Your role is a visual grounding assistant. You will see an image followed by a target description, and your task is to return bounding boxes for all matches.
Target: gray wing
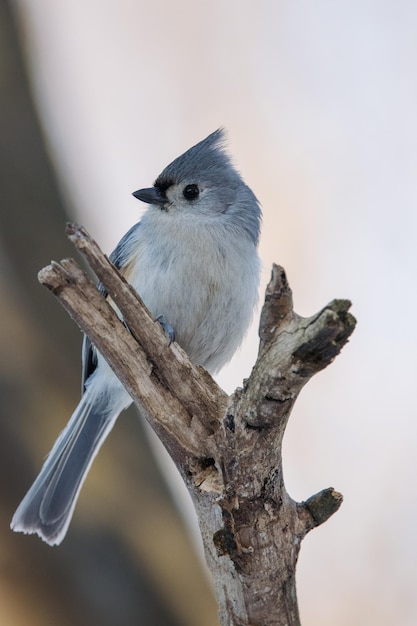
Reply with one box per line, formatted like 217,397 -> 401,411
81,221 -> 141,392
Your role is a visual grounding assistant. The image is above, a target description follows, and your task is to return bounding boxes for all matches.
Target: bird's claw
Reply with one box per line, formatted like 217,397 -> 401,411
155,315 -> 175,345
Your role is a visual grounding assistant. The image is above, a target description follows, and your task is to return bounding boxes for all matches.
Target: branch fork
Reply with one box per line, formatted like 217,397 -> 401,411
38,223 -> 356,626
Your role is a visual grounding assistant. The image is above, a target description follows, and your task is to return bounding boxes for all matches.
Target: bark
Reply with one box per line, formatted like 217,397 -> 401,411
39,223 -> 356,626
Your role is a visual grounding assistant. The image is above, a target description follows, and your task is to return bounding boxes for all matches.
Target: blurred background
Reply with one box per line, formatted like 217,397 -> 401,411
1,0 -> 416,624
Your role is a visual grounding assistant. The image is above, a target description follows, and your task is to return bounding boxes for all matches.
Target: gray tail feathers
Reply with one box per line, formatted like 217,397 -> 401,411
11,387 -> 122,546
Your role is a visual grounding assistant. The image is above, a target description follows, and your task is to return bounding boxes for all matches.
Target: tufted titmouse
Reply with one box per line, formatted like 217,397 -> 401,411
11,129 -> 262,545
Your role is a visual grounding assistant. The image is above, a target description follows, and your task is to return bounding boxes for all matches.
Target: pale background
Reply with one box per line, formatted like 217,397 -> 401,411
9,1 -> 417,624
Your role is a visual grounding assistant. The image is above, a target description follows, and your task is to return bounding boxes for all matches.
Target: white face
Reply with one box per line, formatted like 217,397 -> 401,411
162,181 -> 211,215
163,180 -> 236,218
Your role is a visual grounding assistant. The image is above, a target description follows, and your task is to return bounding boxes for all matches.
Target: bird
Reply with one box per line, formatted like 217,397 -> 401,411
11,129 -> 262,545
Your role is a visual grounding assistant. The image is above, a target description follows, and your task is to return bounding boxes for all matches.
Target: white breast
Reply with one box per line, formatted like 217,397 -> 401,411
123,209 -> 260,374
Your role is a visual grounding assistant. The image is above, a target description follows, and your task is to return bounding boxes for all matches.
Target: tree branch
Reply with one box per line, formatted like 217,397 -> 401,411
38,223 -> 356,626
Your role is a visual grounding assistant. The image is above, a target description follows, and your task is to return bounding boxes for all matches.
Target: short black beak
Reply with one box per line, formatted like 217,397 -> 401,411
132,187 -> 166,206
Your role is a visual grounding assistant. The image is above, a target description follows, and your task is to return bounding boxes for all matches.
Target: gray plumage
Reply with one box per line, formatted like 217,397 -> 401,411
11,129 -> 262,545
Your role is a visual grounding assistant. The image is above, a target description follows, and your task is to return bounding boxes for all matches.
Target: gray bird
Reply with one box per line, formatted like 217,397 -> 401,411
11,129 -> 262,545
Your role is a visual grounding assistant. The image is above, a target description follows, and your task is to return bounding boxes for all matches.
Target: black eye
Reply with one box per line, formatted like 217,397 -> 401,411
183,184 -> 199,201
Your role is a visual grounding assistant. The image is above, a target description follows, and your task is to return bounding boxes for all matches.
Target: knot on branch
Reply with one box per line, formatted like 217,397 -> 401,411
298,488 -> 344,535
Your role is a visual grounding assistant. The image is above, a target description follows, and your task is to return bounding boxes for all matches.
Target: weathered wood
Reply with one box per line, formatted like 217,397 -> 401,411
39,224 -> 356,625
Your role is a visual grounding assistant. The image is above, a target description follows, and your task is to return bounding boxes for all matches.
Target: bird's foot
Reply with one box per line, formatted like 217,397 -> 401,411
155,314 -> 175,345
